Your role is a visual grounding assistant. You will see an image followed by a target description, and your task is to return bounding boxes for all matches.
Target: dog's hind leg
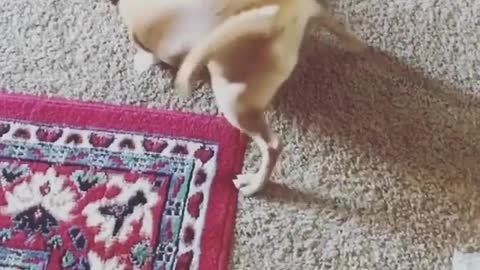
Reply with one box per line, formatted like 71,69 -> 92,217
223,106 -> 282,196
174,5 -> 280,97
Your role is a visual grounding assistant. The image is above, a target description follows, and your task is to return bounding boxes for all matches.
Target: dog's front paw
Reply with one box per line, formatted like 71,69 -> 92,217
174,82 -> 192,99
233,173 -> 266,197
134,52 -> 155,74
174,72 -> 193,98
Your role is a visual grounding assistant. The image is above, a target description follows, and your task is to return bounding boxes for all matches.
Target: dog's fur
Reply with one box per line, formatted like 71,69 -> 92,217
114,0 -> 366,196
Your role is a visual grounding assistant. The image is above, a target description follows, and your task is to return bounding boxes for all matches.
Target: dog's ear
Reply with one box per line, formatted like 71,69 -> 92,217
110,0 -> 119,6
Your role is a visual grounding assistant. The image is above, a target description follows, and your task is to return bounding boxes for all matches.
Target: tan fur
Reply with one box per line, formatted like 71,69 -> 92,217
115,0 -> 366,196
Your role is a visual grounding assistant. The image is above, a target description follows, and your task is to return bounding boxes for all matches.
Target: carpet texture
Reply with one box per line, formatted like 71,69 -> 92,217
0,0 -> 479,269
0,93 -> 246,269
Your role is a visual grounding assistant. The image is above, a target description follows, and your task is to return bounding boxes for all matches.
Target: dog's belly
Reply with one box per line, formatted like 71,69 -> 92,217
156,2 -> 220,62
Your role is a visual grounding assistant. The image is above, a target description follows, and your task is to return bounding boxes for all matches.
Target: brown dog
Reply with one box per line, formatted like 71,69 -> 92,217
113,0 -> 366,196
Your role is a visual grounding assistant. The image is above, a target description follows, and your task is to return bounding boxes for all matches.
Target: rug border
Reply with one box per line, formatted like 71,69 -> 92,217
0,91 -> 247,270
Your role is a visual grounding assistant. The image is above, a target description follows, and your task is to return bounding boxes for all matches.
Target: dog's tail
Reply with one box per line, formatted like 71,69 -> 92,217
315,2 -> 367,52
174,5 -> 280,97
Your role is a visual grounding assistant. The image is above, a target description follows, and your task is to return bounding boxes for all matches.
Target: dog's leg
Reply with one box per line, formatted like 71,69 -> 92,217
230,110 -> 283,196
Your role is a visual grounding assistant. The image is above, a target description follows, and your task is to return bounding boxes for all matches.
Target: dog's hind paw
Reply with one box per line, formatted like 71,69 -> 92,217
134,51 -> 155,74
233,173 -> 266,197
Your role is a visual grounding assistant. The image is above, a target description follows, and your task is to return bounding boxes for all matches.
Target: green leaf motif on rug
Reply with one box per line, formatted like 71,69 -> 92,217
0,228 -> 12,243
0,162 -> 30,185
62,251 -> 76,268
47,235 -> 63,250
130,241 -> 151,267
72,169 -> 107,192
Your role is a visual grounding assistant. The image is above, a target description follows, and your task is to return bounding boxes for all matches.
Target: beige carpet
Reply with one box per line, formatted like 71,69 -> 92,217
1,0 -> 479,269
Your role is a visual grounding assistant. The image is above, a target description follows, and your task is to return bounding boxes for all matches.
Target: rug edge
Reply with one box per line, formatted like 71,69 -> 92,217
0,90 -> 223,120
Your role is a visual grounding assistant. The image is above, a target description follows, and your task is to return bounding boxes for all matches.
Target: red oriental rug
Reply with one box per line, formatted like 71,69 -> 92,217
0,93 -> 246,270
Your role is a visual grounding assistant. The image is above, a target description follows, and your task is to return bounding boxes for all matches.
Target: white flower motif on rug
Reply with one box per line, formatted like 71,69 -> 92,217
88,251 -> 126,270
1,167 -> 76,237
82,175 -> 159,247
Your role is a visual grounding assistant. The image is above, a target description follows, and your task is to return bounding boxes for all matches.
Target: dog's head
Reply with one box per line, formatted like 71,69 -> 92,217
110,0 -> 119,6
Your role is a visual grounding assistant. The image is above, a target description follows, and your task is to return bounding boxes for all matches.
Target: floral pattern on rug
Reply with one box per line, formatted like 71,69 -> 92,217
0,119 -> 219,270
